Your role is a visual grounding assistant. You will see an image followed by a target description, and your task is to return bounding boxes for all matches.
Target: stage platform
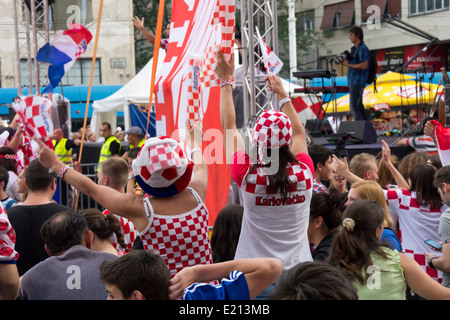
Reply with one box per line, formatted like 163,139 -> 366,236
311,135 -> 415,161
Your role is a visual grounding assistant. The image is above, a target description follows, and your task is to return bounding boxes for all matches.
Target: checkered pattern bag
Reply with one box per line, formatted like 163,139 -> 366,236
140,193 -> 213,275
251,110 -> 292,164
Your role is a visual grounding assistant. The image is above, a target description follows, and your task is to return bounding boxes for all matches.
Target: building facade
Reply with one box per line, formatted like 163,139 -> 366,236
295,0 -> 450,76
0,0 -> 136,90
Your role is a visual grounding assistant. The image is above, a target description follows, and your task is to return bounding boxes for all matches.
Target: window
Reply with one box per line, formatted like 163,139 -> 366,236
320,1 -> 355,30
296,10 -> 315,32
409,0 -> 449,15
60,58 -> 101,86
20,58 -> 101,87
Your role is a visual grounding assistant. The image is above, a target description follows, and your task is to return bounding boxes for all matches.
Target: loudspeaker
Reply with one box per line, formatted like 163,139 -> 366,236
337,120 -> 377,144
305,119 -> 333,137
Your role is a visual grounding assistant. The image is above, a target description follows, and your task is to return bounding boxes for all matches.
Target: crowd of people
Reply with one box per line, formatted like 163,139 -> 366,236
1,26 -> 450,302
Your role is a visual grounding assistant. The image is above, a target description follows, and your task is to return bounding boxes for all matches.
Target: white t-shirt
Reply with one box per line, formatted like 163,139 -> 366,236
384,188 -> 444,281
231,151 -> 314,271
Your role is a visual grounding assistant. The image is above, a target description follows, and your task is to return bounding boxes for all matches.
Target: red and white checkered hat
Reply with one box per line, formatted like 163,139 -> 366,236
132,137 -> 193,197
251,110 -> 292,164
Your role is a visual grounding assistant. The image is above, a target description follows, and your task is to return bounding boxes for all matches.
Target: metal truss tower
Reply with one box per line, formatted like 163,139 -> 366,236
13,0 -> 50,96
240,0 -> 279,129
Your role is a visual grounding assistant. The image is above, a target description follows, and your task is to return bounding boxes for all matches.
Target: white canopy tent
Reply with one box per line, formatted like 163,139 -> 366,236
90,49 -> 166,132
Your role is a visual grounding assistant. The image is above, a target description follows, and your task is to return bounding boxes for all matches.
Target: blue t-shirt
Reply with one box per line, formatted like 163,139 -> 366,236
183,271 -> 250,300
347,41 -> 370,87
381,228 -> 402,252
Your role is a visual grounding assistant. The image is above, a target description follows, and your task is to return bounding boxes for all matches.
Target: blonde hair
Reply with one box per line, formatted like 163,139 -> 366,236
349,153 -> 377,179
98,157 -> 129,189
350,180 -> 394,228
377,154 -> 399,187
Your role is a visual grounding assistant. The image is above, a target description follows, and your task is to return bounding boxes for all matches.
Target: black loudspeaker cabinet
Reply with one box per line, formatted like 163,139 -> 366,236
337,120 -> 377,144
305,118 -> 333,137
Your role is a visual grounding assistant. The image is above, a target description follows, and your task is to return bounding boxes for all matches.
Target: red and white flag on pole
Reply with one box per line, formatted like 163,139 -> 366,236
255,27 -> 283,75
430,120 -> 450,166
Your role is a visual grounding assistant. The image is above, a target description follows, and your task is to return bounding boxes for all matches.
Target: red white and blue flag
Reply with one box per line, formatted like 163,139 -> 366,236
255,27 -> 283,75
431,120 -> 450,166
36,23 -> 92,93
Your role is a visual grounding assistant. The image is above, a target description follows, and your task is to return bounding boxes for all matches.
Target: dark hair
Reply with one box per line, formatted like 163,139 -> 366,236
250,145 -> 300,198
310,192 -> 346,231
326,199 -> 387,284
349,26 -> 364,41
427,155 -> 442,171
99,250 -> 170,300
0,166 -> 9,191
101,122 -> 112,130
127,147 -> 141,159
0,147 -> 17,173
434,166 -> 450,190
211,204 -> 244,263
308,144 -> 333,170
25,158 -> 57,192
40,210 -> 86,255
409,164 -> 441,208
269,261 -> 358,300
79,209 -> 129,252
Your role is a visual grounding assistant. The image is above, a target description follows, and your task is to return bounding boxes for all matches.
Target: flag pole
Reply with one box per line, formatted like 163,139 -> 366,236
146,0 -> 166,136
73,0 -> 104,210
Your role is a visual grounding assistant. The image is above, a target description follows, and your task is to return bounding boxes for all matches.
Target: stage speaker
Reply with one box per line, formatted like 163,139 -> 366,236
337,120 -> 377,144
305,119 -> 333,137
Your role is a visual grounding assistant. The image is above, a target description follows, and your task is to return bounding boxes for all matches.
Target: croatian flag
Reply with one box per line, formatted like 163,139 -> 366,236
431,120 -> 450,166
255,27 -> 283,75
12,95 -> 54,166
36,23 -> 92,93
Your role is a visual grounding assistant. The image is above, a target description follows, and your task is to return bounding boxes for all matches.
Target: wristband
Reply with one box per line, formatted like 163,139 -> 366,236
220,80 -> 233,88
190,148 -> 201,159
428,257 -> 437,269
279,97 -> 291,110
59,165 -> 70,179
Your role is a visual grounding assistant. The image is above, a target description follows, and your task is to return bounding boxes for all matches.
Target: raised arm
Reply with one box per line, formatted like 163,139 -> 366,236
266,74 -> 307,155
332,154 -> 362,184
186,120 -> 208,201
132,16 -> 156,45
35,138 -> 148,231
168,258 -> 282,300
381,140 -> 409,189
215,49 -> 245,164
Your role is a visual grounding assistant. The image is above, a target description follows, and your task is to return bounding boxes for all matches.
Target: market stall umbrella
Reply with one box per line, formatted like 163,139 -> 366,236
323,72 -> 444,115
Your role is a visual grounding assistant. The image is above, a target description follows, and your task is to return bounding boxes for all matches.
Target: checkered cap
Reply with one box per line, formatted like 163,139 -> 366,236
132,136 -> 193,197
252,110 -> 292,164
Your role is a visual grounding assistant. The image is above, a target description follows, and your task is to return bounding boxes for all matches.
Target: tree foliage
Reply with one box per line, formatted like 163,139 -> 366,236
133,0 -> 173,71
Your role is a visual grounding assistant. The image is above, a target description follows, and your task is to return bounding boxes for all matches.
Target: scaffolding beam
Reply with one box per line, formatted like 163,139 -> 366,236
13,0 -> 50,96
240,0 -> 279,129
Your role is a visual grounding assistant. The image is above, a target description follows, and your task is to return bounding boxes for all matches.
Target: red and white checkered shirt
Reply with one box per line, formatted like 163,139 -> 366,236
139,188 -> 213,275
103,209 -> 138,251
384,188 -> 445,282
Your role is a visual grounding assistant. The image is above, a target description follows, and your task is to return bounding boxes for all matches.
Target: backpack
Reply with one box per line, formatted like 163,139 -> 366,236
366,51 -> 378,92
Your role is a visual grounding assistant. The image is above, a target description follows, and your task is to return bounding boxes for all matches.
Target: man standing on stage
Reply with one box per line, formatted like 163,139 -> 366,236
342,26 -> 370,121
